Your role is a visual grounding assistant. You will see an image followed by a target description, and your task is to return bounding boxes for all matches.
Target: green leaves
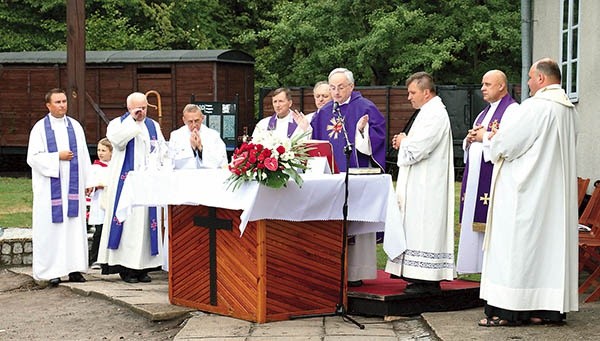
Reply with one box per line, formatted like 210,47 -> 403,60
0,0 -> 521,88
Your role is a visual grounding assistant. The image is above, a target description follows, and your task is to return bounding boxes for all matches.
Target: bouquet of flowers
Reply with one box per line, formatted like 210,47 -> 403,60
225,131 -> 311,191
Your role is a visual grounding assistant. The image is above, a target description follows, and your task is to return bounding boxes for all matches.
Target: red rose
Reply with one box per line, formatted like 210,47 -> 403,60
276,145 -> 285,154
264,157 -> 278,171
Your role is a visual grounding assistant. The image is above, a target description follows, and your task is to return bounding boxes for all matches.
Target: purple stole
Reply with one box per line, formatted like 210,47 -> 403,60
44,115 -> 79,223
267,113 -> 297,138
107,113 -> 159,256
459,94 -> 516,229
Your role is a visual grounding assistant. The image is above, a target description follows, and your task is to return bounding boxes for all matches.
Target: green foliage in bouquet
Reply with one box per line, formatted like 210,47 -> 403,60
226,131 -> 312,191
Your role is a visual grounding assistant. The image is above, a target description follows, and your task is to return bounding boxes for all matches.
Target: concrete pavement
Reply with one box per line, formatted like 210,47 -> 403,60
8,266 -> 600,340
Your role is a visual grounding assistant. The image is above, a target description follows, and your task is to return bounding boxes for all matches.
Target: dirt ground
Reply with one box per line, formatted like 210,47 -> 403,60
0,269 -> 185,340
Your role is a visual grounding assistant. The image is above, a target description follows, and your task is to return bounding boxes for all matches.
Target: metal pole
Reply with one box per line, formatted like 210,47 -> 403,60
521,0 -> 532,101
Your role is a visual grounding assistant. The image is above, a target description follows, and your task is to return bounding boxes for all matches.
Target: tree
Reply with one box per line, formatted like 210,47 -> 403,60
248,0 -> 521,87
0,0 -> 521,86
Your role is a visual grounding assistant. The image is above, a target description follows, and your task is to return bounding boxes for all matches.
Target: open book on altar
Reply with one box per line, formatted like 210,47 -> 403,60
304,140 -> 339,174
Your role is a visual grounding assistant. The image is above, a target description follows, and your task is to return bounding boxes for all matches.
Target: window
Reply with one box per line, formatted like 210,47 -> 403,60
560,0 -> 580,101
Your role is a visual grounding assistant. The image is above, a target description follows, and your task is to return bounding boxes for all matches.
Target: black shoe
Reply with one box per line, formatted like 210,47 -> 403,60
404,282 -> 441,294
137,273 -> 152,283
68,272 -> 86,283
348,280 -> 363,287
119,272 -> 139,284
48,278 -> 61,287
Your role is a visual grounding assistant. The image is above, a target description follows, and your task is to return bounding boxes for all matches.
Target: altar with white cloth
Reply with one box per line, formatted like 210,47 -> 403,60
116,169 -> 405,323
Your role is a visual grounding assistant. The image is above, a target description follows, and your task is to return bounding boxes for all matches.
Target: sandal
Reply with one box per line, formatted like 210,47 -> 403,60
478,317 -> 521,327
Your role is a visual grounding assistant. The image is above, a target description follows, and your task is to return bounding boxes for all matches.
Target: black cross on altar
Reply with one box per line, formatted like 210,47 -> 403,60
193,207 -> 232,306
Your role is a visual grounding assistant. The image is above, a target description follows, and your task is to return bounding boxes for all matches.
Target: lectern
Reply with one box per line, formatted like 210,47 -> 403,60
168,204 -> 345,323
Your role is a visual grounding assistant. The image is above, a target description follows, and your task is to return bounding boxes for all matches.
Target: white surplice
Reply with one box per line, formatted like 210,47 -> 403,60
169,124 -> 227,169
480,84 -> 579,313
385,96 -> 455,281
98,115 -> 165,271
252,111 -> 308,140
27,114 -> 92,280
456,101 -> 519,274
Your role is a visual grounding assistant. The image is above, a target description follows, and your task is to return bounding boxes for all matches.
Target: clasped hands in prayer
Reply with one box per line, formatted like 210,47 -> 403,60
190,129 -> 202,152
467,125 -> 498,144
391,132 -> 406,150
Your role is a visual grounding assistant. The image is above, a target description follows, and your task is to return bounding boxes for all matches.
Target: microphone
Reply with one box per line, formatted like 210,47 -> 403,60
332,102 -> 340,117
333,102 -> 353,155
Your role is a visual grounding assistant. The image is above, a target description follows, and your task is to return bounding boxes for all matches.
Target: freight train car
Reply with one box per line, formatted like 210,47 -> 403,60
0,50 -> 255,171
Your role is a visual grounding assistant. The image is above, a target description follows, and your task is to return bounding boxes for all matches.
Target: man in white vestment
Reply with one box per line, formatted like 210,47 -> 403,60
98,92 -> 166,283
252,87 -> 311,140
478,58 -> 579,326
169,104 -> 228,169
456,70 -> 518,274
304,81 -> 331,122
27,88 -> 92,286
386,72 -> 455,294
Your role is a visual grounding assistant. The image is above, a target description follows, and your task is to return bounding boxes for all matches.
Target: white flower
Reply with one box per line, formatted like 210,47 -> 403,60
281,151 -> 294,161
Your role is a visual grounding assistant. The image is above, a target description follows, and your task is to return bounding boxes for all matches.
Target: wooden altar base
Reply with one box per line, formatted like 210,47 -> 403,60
168,205 -> 346,323
347,270 -> 484,317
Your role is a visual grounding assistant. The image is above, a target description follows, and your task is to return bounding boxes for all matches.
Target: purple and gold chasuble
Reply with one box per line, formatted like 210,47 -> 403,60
459,94 -> 516,232
310,91 -> 386,172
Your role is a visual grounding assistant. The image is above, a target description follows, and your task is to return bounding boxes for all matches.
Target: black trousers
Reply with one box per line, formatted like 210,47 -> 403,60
484,303 -> 565,323
88,224 -> 103,265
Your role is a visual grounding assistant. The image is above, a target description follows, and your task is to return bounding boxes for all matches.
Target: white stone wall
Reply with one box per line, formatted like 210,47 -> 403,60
533,0 -> 600,191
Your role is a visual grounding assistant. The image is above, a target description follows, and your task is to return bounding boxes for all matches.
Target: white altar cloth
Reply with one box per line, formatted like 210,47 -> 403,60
116,169 -> 406,257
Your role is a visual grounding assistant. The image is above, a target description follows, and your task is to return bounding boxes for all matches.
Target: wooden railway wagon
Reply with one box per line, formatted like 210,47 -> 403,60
0,50 -> 254,160
260,85 -> 521,177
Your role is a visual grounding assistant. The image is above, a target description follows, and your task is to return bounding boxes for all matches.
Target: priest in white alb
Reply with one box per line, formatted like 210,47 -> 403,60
27,88 -> 92,286
252,87 -> 311,140
385,72 -> 455,294
98,92 -> 166,283
477,58 -> 579,326
456,70 -> 518,274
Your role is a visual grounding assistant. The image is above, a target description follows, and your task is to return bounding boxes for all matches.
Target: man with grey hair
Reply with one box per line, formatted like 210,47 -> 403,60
169,104 -> 227,169
98,92 -> 166,283
311,67 -> 386,287
304,80 -> 332,122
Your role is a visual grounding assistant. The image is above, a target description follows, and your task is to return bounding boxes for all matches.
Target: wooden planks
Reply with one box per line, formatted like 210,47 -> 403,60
168,204 -> 345,323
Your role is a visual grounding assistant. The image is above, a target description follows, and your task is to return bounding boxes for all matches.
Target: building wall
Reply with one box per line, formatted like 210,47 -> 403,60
533,0 -> 600,186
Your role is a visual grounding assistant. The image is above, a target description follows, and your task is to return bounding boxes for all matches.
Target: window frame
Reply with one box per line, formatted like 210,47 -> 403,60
560,0 -> 580,102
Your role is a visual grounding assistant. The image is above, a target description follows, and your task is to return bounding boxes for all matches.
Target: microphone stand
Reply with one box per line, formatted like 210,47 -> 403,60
335,105 -> 365,329
290,104 -> 364,329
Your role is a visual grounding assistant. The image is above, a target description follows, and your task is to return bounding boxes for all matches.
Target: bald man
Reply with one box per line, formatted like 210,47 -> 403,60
456,70 -> 518,274
478,58 -> 579,326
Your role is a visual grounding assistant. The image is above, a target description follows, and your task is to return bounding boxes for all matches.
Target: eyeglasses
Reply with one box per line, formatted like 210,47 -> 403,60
329,84 -> 350,92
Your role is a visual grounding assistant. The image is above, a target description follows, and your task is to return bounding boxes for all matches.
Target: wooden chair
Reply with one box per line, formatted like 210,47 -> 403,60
579,182 -> 600,302
579,232 -> 600,302
578,177 -> 591,210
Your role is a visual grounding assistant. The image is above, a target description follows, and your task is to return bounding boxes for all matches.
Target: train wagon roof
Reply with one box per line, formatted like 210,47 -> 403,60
0,49 -> 254,65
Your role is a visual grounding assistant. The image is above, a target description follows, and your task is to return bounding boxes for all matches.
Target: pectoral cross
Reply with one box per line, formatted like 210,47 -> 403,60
194,207 -> 232,306
479,193 -> 490,205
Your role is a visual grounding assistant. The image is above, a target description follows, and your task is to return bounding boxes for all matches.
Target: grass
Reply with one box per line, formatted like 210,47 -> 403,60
1,177 -> 480,280
377,181 -> 480,281
0,177 -> 32,228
